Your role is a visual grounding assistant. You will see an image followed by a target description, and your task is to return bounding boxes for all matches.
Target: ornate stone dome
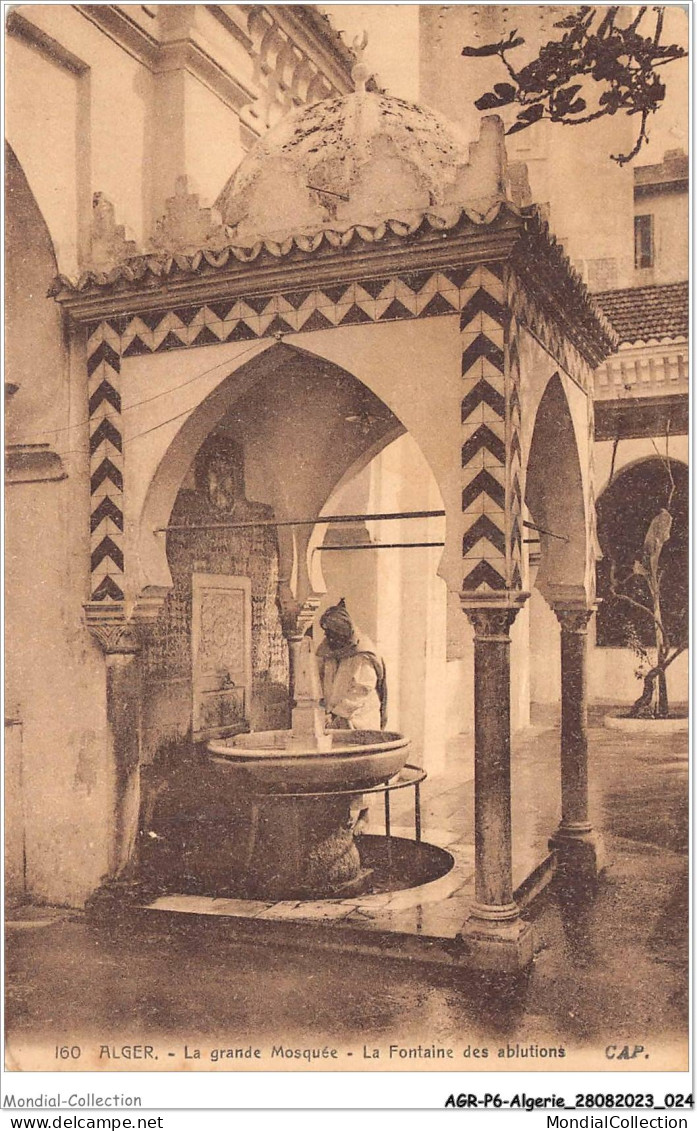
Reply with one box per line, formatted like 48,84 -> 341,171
216,87 -> 510,247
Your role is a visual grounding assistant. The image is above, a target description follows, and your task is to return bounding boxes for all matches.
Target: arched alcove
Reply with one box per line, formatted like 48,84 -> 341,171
137,342 -> 448,761
135,338 -> 449,604
525,373 -> 588,602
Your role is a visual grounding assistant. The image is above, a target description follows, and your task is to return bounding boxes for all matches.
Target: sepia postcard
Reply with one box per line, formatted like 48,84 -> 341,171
3,0 -> 690,1104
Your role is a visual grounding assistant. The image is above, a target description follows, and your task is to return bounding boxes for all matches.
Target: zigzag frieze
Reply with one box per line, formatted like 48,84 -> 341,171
84,262 -> 550,603
103,269 -> 530,358
459,287 -> 507,331
461,423 -> 506,468
461,334 -> 505,375
89,418 -> 123,456
91,575 -> 125,602
88,324 -> 125,602
91,535 -> 125,573
461,379 -> 506,424
88,379 -> 121,417
505,313 -> 524,592
90,457 -> 124,494
462,560 -> 507,592
87,340 -> 121,379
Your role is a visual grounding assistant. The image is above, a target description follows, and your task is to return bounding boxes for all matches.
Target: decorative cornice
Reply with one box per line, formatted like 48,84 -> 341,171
49,204 -> 524,319
50,202 -> 513,289
49,202 -> 616,368
512,211 -> 618,367
153,35 -> 256,115
77,5 -> 160,68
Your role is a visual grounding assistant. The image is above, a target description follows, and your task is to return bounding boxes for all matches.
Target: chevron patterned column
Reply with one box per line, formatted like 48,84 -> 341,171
459,263 -> 509,594
505,297 -> 524,593
87,320 -> 125,602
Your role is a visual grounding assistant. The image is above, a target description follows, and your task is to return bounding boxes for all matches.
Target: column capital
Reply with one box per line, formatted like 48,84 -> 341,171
461,598 -> 528,641
84,603 -> 141,654
553,604 -> 596,634
279,591 -> 321,639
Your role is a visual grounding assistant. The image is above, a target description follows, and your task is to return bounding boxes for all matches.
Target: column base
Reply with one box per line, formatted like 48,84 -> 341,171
456,911 -> 534,974
549,828 -> 605,886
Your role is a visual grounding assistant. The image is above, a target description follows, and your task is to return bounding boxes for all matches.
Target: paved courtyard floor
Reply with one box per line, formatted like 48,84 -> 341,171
5,714 -> 688,1072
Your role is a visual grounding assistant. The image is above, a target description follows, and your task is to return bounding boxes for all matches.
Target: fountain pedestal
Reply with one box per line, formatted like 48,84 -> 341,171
208,637 -> 409,900
236,793 -> 371,900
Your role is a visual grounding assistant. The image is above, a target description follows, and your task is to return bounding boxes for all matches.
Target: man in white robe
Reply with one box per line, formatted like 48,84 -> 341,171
316,599 -> 387,731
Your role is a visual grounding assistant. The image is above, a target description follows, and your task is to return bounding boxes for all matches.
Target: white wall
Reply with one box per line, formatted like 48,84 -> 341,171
633,186 -> 690,287
419,4 -> 636,287
316,433 -> 449,773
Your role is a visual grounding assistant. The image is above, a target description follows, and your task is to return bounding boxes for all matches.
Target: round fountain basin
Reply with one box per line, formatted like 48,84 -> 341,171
208,729 -> 410,794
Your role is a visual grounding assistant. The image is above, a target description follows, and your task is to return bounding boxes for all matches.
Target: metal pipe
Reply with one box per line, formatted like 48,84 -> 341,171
318,542 -> 445,551
157,508 -> 446,534
522,519 -> 569,543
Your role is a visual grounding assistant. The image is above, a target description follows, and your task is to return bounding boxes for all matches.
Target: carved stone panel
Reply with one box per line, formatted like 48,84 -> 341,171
191,574 -> 252,740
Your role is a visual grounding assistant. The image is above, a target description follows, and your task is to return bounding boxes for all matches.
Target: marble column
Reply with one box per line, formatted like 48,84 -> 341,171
279,593 -> 321,718
549,605 -> 604,882
457,605 -> 533,973
85,615 -> 144,902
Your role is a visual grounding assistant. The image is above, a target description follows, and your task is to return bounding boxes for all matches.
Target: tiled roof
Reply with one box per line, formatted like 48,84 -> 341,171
634,149 -> 688,192
594,282 -> 688,344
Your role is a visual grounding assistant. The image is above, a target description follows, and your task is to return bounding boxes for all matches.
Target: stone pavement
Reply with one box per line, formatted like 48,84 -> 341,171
5,716 -> 688,1070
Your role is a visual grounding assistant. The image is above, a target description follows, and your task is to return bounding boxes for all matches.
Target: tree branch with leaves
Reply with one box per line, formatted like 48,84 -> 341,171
462,6 -> 686,164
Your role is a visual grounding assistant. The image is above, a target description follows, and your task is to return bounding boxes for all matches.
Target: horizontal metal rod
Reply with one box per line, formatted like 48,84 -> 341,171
522,519 -> 569,543
157,509 -> 446,534
307,183 -> 349,201
318,542 -> 445,551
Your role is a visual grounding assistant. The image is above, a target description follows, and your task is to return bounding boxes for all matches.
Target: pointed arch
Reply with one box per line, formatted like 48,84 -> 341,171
525,372 -> 588,602
135,341 -> 416,605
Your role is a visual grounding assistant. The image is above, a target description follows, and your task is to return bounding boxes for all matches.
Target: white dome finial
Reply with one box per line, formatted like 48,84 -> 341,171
351,31 -> 371,92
